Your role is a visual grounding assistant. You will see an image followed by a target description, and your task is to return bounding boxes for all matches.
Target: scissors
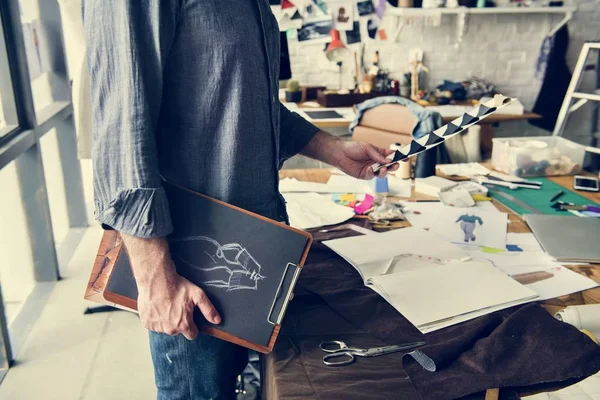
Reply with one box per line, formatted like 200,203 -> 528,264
320,340 -> 426,367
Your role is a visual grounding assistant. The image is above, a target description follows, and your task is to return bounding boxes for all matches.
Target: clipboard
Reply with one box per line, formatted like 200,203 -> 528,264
84,180 -> 312,354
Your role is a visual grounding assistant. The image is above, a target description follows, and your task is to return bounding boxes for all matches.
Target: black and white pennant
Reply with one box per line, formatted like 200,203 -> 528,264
371,95 -> 516,173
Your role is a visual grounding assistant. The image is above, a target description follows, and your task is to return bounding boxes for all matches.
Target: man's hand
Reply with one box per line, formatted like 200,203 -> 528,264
300,131 -> 400,180
121,235 -> 221,340
335,141 -> 400,180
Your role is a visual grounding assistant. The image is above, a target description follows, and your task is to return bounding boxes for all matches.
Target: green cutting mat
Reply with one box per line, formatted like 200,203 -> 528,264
488,177 -> 599,216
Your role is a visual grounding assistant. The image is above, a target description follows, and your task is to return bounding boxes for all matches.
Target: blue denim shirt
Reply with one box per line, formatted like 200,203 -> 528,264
83,0 -> 318,238
349,96 -> 444,139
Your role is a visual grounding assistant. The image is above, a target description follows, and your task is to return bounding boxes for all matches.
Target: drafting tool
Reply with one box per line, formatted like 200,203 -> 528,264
558,204 -> 600,213
490,190 -> 541,215
550,190 -> 565,202
320,340 -> 425,367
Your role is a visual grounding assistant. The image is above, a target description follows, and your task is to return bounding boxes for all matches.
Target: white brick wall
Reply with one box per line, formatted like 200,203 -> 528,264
287,0 -> 600,144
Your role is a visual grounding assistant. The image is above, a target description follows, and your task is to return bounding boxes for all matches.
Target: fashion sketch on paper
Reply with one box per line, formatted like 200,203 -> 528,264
456,214 -> 483,242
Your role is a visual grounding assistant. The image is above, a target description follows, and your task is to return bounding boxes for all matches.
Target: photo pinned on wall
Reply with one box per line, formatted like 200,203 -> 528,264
329,0 -> 355,31
300,0 -> 328,18
278,11 -> 303,31
297,18 -> 334,42
429,206 -> 508,250
345,21 -> 362,45
286,28 -> 298,40
312,0 -> 329,15
356,0 -> 376,16
367,18 -> 379,39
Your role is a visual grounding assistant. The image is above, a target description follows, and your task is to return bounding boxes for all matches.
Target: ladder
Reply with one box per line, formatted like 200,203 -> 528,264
552,42 -> 600,148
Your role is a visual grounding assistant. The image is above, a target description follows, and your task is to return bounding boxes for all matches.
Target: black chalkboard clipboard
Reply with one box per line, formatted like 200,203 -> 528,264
85,180 -> 313,354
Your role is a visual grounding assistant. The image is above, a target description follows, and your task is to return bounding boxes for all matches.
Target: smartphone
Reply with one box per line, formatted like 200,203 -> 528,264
573,175 -> 600,192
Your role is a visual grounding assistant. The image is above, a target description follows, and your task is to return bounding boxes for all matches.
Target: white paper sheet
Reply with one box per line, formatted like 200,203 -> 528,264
429,206 -> 508,249
282,192 -> 356,230
438,163 -> 491,177
498,265 -> 598,301
460,235 -> 598,301
370,260 -> 537,329
323,227 -> 537,332
279,177 -> 367,193
401,201 -> 499,230
326,175 -> 372,194
388,176 -> 413,198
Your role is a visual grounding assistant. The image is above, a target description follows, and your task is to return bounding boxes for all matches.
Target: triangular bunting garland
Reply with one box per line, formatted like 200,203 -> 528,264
425,133 -> 445,146
290,10 -> 302,20
281,0 -> 296,9
407,140 -> 426,155
476,105 -> 496,117
369,95 -> 517,173
460,114 -> 479,126
443,122 -> 462,137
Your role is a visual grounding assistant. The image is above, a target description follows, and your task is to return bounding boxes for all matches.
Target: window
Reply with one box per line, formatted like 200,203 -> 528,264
0,12 -> 18,137
18,0 -> 70,119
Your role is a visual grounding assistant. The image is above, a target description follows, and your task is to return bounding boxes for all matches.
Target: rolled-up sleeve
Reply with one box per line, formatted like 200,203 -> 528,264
84,0 -> 178,238
279,102 -> 319,164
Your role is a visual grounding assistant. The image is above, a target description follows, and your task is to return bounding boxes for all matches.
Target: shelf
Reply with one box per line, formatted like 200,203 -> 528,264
388,6 -> 576,44
387,6 -> 576,16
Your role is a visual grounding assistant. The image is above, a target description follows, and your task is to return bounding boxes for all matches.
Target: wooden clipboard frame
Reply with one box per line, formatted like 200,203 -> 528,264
84,184 -> 313,354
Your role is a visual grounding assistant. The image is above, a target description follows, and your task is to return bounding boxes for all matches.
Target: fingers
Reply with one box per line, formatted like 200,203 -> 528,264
375,166 -> 388,178
181,316 -> 199,341
193,288 -> 222,325
365,144 -> 391,165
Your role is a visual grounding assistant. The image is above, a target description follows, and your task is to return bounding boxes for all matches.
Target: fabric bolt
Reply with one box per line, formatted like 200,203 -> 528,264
84,0 -> 319,239
264,240 -> 600,400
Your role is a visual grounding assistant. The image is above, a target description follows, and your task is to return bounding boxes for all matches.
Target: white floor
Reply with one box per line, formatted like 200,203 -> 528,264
0,226 -> 156,400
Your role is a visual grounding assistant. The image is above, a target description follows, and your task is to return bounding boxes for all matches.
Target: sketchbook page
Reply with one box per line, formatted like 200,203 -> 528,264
494,265 -> 598,301
370,260 -> 537,329
464,247 -> 561,269
282,192 -> 355,230
401,201 -> 499,230
506,232 -> 545,252
429,206 -> 508,249
419,296 -> 538,333
323,227 -> 468,280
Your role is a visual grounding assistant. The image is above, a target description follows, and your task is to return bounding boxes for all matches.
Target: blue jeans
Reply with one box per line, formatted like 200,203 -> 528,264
149,331 -> 248,400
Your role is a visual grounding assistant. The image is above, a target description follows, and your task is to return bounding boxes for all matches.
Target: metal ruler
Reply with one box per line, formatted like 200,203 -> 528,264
490,189 -> 541,215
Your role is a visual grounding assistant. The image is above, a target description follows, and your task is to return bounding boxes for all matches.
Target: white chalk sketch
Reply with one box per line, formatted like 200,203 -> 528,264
170,236 -> 265,292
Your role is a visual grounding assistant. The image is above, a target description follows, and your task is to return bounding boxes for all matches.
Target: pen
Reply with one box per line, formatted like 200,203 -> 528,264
549,190 -> 565,202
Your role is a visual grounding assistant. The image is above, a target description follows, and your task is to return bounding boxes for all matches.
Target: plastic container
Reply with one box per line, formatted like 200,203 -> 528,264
491,136 -> 586,177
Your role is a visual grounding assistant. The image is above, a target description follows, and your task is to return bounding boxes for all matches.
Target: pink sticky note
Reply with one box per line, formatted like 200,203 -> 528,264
354,194 -> 374,215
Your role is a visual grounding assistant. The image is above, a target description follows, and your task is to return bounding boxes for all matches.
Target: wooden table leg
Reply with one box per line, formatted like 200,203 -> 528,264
485,388 -> 500,400
480,124 -> 495,160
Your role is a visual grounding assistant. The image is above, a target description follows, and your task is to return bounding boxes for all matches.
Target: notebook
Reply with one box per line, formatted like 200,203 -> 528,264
323,227 -> 538,333
85,180 -> 313,354
524,215 -> 600,263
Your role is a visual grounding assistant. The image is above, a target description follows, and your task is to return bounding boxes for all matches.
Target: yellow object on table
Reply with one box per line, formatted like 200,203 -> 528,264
472,194 -> 492,202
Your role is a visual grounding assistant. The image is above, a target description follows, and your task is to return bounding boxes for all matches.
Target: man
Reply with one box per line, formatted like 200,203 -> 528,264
84,1 -> 397,399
